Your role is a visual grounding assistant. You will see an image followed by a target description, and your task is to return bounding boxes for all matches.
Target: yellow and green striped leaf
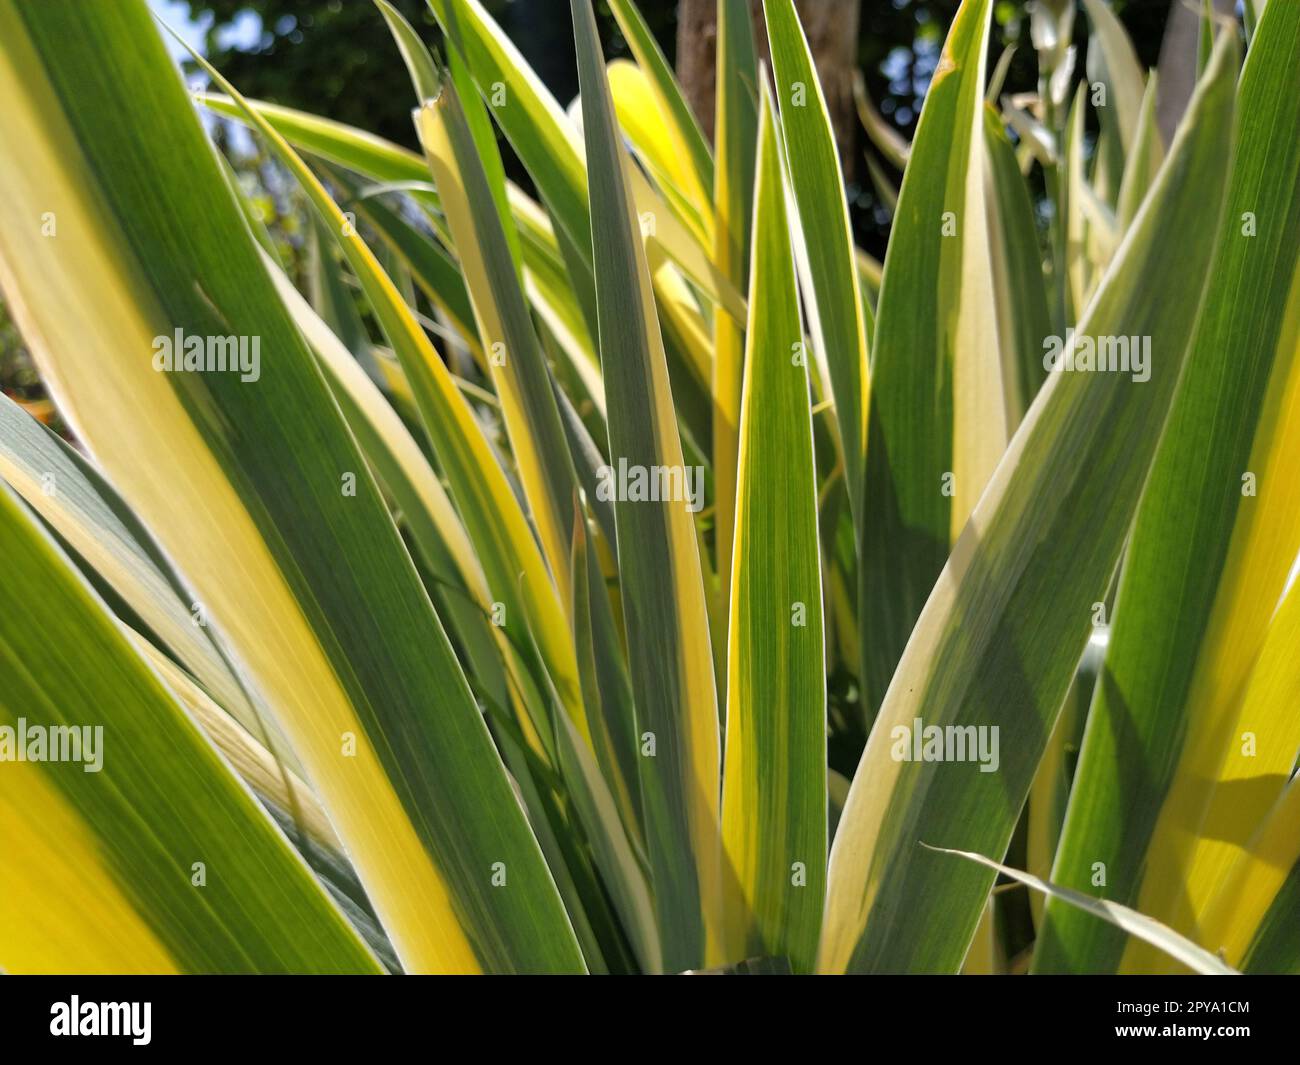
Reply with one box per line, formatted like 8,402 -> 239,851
1036,3 -> 1300,974
0,0 -> 583,973
1189,581 -> 1300,969
425,0 -> 742,322
720,85 -> 826,974
857,0 -> 1007,716
199,92 -> 438,195
606,0 -> 713,224
188,36 -> 594,767
1082,0 -> 1147,160
983,104 -> 1052,422
416,71 -> 583,611
711,0 -> 762,690
1116,73 -> 1164,231
327,167 -> 482,357
765,0 -> 872,529
932,847 -> 1237,975
1200,776 -> 1300,973
820,29 -> 1238,973
0,481 -> 380,974
570,0 -> 723,973
265,252 -> 515,720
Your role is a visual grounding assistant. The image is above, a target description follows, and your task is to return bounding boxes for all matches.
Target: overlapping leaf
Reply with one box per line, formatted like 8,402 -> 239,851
0,0 -> 582,974
1036,2 -> 1300,975
821,30 -> 1238,973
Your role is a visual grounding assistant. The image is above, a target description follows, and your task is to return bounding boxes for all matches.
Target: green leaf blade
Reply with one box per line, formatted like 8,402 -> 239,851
857,0 -> 1007,717
720,85 -> 826,974
764,0 -> 871,528
0,0 -> 584,973
570,0 -> 723,972
821,28 -> 1239,974
1036,2 -> 1300,975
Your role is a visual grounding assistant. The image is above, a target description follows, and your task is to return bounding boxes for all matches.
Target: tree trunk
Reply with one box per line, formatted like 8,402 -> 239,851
1155,0 -> 1235,145
676,0 -> 860,177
